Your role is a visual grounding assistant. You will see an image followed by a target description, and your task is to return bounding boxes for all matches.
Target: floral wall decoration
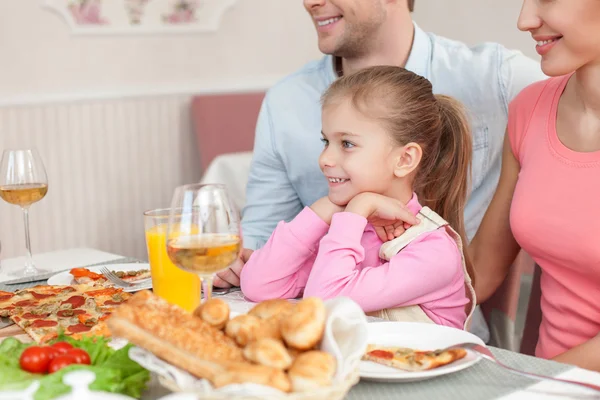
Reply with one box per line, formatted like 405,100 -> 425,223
43,0 -> 238,34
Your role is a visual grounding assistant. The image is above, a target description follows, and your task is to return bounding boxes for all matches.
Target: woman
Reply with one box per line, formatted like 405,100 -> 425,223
471,0 -> 600,371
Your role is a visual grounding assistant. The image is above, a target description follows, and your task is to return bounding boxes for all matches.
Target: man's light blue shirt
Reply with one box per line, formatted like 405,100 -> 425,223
241,24 -> 545,250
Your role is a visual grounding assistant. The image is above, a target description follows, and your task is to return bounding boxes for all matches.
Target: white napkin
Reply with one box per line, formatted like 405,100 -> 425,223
129,297 -> 369,395
320,297 -> 369,381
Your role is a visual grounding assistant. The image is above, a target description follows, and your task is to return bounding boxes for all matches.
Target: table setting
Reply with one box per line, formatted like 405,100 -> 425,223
0,149 -> 600,400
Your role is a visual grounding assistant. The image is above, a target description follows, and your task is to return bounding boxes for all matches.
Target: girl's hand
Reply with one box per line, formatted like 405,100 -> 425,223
346,193 -> 419,241
310,196 -> 345,225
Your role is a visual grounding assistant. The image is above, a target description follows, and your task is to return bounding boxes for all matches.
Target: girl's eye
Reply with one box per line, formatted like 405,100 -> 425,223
342,140 -> 355,149
320,138 -> 329,146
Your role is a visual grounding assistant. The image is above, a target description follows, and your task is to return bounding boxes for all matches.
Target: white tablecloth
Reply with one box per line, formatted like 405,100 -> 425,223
1,249 -> 599,400
0,248 -> 121,283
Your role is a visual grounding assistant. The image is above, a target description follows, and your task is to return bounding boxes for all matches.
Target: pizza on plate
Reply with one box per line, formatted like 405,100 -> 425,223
70,267 -> 151,286
0,284 -> 131,343
362,344 -> 467,371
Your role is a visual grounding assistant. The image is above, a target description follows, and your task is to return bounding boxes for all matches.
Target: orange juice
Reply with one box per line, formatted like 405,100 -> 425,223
144,214 -> 201,312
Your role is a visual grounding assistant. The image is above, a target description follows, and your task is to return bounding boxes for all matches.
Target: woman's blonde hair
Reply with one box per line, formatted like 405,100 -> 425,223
321,65 -> 474,282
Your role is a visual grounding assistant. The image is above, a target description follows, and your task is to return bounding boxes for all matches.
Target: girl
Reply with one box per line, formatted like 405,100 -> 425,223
240,66 -> 475,329
472,0 -> 600,370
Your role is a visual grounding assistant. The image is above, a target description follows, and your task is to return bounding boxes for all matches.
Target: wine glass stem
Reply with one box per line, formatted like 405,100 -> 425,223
201,275 -> 213,302
22,207 -> 36,274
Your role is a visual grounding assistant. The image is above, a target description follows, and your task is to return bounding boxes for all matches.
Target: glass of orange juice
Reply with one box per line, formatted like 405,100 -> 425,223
144,208 -> 201,312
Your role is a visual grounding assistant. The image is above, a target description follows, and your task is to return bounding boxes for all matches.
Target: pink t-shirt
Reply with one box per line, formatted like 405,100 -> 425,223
240,193 -> 468,329
508,75 -> 600,359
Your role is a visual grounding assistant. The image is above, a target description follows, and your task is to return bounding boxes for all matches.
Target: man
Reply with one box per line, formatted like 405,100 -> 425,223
215,0 -> 545,341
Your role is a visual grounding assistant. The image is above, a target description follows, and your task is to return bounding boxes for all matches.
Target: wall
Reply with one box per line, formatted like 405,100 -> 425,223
414,0 -> 539,60
0,0 -> 537,261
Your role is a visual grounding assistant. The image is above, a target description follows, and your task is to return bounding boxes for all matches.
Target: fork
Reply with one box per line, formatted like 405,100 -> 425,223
446,342 -> 600,393
99,266 -> 151,288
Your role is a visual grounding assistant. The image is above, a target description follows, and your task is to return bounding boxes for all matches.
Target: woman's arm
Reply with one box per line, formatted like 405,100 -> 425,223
470,133 -> 523,303
553,335 -> 600,372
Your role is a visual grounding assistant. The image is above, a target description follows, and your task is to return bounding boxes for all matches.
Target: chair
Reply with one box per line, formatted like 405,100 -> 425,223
191,92 -> 265,171
481,251 -> 540,353
520,264 -> 543,356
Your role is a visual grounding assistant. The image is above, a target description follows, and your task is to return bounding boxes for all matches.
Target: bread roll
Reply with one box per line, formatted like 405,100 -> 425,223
225,314 -> 262,346
259,314 -> 283,341
281,297 -> 326,350
225,313 -> 284,346
213,363 -> 291,392
243,338 -> 293,370
248,299 -> 293,320
288,351 -> 336,392
193,298 -> 230,330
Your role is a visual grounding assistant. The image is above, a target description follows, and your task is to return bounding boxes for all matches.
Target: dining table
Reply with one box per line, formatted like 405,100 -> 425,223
1,248 -> 599,400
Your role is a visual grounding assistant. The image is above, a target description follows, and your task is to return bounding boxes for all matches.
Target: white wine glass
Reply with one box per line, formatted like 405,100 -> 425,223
166,183 -> 241,302
0,149 -> 49,276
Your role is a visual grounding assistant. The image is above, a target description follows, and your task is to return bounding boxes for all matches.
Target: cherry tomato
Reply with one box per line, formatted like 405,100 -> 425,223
51,341 -> 73,354
45,346 -> 60,361
48,354 -> 77,373
19,346 -> 52,373
66,348 -> 91,365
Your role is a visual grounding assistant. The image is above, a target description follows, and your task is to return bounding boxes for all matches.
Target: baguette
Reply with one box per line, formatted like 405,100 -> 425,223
107,290 -> 243,382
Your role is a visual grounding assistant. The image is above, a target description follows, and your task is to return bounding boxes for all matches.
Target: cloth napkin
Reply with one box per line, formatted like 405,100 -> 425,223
128,297 -> 369,395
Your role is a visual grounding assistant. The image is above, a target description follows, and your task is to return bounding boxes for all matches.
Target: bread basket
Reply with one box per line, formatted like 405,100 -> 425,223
157,368 -> 360,400
127,297 -> 368,400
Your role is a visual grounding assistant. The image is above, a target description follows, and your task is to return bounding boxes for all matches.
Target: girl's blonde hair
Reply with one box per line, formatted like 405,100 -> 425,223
321,66 -> 474,283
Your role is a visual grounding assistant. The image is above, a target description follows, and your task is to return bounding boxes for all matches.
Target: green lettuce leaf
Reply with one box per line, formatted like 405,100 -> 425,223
0,336 -> 150,399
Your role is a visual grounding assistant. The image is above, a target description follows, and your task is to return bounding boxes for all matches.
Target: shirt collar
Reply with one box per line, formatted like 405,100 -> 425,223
404,22 -> 432,80
406,192 -> 423,216
326,22 -> 432,81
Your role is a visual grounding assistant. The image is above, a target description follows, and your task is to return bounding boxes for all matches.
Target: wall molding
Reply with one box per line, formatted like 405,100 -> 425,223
42,0 -> 239,35
0,75 -> 282,107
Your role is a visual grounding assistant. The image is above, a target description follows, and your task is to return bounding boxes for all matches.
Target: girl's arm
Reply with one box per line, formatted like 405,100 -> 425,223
303,212 -> 464,313
240,206 -> 330,302
469,133 -> 522,303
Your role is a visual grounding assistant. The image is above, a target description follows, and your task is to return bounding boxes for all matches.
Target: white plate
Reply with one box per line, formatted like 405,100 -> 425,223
360,321 -> 484,382
47,263 -> 152,293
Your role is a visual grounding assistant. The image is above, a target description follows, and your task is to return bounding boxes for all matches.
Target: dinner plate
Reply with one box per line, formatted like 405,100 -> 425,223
47,263 -> 152,293
360,321 -> 484,382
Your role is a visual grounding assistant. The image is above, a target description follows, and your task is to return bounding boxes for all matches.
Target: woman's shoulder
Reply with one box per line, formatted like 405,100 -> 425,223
510,75 -> 569,115
508,74 -> 571,160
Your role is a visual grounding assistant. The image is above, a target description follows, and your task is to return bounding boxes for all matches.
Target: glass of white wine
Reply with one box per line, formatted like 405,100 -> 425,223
0,149 -> 49,276
166,183 -> 241,302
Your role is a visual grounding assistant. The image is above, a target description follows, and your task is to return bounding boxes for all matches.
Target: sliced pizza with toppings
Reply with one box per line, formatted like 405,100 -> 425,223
69,268 -> 106,285
0,284 -> 131,343
70,267 -> 151,286
362,344 -> 467,371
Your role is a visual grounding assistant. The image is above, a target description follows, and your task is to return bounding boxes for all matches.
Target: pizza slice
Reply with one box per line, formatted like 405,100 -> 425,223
111,268 -> 151,282
69,267 -> 151,285
70,268 -> 107,285
4,283 -> 132,343
362,344 -> 467,371
0,285 -> 74,318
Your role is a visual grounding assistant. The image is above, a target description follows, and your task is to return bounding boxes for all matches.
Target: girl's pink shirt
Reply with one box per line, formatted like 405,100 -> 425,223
240,194 -> 468,329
